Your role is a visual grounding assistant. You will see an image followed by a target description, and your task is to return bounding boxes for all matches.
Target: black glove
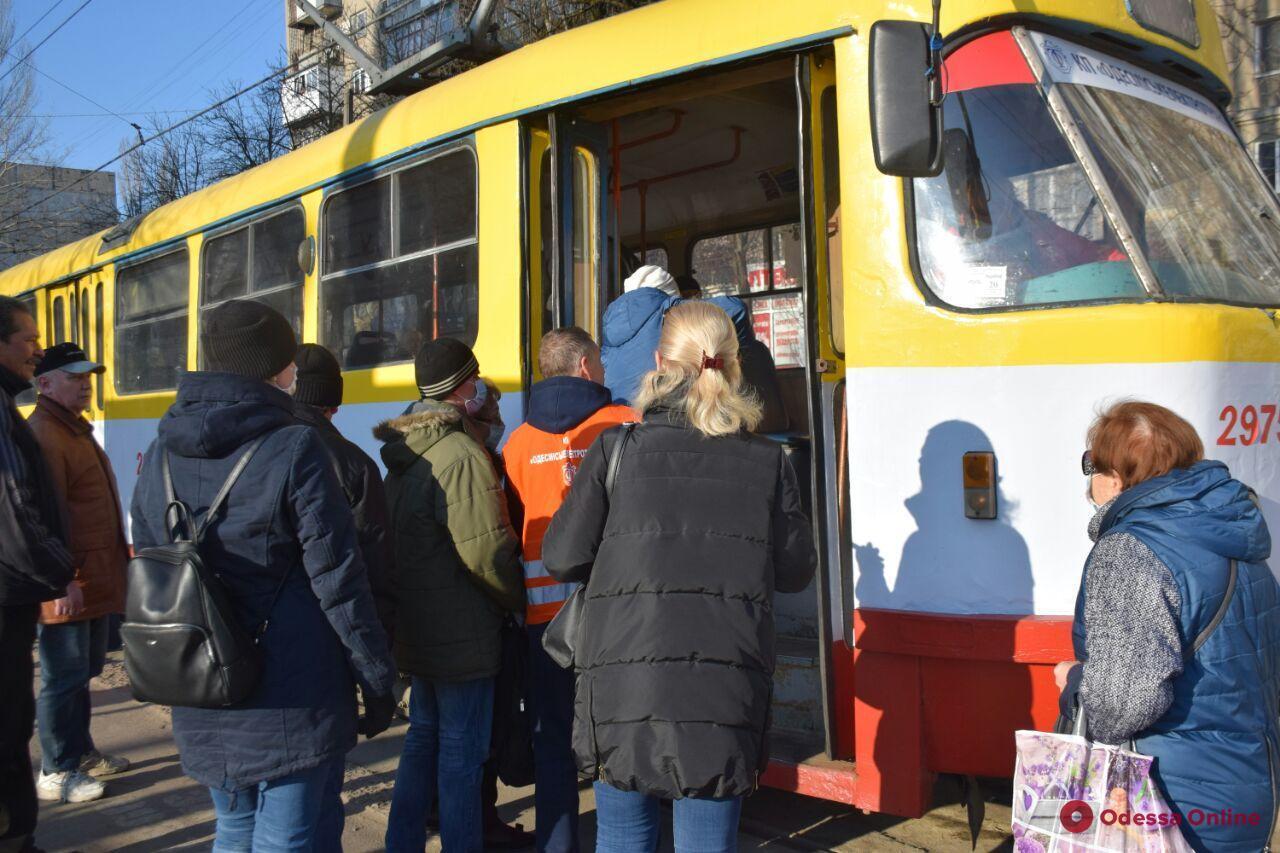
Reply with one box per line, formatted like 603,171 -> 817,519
358,689 -> 396,739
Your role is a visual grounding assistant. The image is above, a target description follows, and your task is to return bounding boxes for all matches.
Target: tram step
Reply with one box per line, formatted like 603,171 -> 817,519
761,727 -> 858,805
772,634 -> 823,736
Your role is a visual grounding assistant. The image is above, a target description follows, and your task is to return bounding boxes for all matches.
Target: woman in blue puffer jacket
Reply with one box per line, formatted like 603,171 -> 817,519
1056,400 -> 1280,852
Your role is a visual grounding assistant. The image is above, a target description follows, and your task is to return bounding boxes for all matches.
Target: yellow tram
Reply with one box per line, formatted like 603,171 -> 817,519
5,0 -> 1279,816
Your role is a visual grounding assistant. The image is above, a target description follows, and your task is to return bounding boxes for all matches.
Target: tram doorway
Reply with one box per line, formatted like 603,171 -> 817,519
527,53 -> 847,779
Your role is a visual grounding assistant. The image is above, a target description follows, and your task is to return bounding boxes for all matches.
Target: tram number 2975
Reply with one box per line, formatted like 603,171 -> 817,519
1218,404 -> 1279,446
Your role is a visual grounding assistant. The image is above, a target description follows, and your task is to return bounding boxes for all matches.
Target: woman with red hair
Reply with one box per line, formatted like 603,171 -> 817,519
1057,400 -> 1280,852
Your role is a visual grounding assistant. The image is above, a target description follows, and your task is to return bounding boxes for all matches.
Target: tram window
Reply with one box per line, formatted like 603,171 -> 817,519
116,248 -> 189,394
641,247 -> 668,269
203,228 -> 247,304
691,224 -> 806,369
200,208 -> 305,363
324,246 -> 477,367
253,209 -> 305,292
821,87 -> 844,355
80,290 -> 90,355
52,296 -> 65,344
322,146 -> 479,368
912,82 -> 1142,308
399,150 -> 476,254
325,176 -> 391,271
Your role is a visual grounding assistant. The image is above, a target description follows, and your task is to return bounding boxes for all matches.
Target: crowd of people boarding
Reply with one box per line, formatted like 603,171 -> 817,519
0,260 -> 1277,853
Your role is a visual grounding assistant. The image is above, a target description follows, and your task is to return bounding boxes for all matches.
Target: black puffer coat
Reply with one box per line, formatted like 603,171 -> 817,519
542,407 -> 816,799
295,403 -> 396,637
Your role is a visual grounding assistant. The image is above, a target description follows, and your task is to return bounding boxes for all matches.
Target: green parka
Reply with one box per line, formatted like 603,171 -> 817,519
375,401 -> 524,681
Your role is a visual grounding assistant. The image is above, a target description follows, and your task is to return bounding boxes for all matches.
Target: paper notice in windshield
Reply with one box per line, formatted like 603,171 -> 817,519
1026,31 -> 1232,135
964,265 -> 1008,305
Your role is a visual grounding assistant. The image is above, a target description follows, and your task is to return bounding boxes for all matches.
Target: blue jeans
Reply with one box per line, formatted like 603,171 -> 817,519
386,676 -> 494,853
36,616 -> 108,773
208,755 -> 345,852
528,623 -> 580,853
593,782 -> 742,853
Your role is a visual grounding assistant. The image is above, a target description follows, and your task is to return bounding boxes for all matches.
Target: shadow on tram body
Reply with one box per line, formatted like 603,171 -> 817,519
853,421 -> 1037,819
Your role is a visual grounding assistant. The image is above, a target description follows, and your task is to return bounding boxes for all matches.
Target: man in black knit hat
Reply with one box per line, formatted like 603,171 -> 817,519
293,343 -> 395,637
377,337 -> 525,853
130,300 -> 397,851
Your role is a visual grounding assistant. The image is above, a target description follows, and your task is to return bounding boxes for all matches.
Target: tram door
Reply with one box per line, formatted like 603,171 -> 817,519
526,115 -> 614,389
78,274 -> 107,419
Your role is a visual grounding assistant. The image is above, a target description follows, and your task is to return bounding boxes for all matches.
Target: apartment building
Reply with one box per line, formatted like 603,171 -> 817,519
0,163 -> 117,271
1216,0 -> 1280,191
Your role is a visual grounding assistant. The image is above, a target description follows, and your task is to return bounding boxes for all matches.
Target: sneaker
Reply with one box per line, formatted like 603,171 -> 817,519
79,750 -> 130,777
36,770 -> 105,803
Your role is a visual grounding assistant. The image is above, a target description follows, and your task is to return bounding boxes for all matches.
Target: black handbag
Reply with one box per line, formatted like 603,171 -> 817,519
122,435 -> 289,709
542,422 -> 635,669
491,616 -> 536,787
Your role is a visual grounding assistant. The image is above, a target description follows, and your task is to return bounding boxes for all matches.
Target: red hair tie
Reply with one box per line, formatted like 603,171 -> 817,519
700,352 -> 724,373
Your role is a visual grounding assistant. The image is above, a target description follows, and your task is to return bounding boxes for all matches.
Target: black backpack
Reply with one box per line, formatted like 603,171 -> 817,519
122,434 -> 288,709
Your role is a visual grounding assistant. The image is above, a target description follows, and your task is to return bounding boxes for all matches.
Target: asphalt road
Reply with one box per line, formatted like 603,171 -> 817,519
18,655 -> 1082,851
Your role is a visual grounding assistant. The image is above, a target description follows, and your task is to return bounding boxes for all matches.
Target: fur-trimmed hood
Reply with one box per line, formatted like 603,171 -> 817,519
373,401 -> 462,443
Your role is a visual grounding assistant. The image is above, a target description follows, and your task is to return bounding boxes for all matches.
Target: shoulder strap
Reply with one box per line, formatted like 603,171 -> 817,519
164,433 -> 270,542
162,451 -> 195,543
1186,559 -> 1238,660
605,423 -> 637,500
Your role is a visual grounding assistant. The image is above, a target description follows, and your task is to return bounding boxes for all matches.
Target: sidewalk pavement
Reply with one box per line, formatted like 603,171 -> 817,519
29,653 -> 1023,852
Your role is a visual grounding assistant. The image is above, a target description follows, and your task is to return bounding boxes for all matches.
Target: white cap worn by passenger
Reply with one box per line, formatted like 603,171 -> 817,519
624,265 -> 680,297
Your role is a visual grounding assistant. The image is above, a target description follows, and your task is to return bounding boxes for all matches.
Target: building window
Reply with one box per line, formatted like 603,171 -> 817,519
1256,19 -> 1280,75
116,248 -> 189,394
1257,139 -> 1280,192
352,10 -> 368,33
321,146 -> 478,369
200,207 -> 306,367
352,67 -> 370,94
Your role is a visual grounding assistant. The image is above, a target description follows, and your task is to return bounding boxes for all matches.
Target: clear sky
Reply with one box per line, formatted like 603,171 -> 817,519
12,0 -> 285,174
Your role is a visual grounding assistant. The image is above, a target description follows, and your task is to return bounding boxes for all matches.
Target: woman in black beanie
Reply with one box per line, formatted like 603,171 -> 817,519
130,300 -> 397,851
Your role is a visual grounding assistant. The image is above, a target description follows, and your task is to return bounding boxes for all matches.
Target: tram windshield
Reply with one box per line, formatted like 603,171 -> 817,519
913,31 -> 1280,309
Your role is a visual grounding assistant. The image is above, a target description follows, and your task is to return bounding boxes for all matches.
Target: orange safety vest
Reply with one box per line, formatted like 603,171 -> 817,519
502,403 -> 637,624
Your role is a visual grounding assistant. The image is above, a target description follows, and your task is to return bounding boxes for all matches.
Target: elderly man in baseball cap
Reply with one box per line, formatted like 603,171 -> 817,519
28,343 -> 128,805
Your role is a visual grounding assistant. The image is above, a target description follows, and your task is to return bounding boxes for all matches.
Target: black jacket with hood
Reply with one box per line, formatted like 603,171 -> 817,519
0,365 -> 72,605
131,372 -> 395,790
295,402 -> 396,638
542,406 -> 816,799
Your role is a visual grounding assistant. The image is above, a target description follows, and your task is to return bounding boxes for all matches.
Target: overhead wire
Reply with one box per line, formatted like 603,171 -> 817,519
4,0 -> 443,228
11,0 -> 71,46
62,0 -> 271,163
0,0 -> 96,85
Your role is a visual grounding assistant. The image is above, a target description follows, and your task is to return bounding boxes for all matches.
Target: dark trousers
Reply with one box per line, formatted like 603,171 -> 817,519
0,604 -> 39,846
37,616 -> 109,773
528,623 -> 580,853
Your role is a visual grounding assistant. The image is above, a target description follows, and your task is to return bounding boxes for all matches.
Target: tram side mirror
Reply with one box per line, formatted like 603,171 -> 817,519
942,128 -> 993,241
870,20 -> 943,178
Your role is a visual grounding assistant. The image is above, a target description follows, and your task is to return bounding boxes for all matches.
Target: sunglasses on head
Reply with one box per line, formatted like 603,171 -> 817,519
1081,450 -> 1096,477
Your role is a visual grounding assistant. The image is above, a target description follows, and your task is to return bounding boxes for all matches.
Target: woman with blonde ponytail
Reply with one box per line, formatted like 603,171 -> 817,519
633,300 -> 762,437
543,302 -> 817,853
